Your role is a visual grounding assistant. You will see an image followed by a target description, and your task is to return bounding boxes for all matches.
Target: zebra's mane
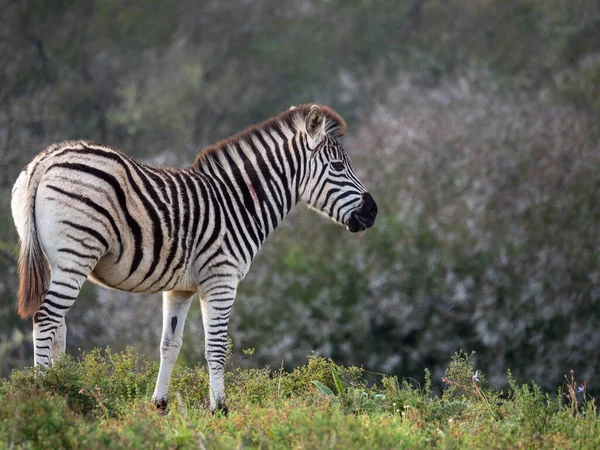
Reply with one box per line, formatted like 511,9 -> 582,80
193,104 -> 346,169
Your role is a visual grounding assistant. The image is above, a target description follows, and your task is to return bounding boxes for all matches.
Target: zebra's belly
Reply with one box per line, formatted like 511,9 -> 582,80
88,254 -> 192,294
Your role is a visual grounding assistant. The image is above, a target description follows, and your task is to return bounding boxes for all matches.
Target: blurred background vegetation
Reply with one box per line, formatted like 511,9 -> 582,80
1,0 -> 599,393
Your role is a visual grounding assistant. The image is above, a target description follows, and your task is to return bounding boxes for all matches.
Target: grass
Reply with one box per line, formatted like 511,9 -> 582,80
0,348 -> 598,449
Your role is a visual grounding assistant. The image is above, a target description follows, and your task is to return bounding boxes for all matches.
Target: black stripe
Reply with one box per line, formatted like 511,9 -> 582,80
57,248 -> 97,259
206,284 -> 235,292
265,130 -> 292,211
183,172 -> 201,257
208,260 -> 237,270
277,128 -> 300,203
57,264 -> 88,278
213,305 -> 233,312
293,134 -> 308,200
206,296 -> 234,302
45,291 -> 76,302
196,271 -> 231,287
65,233 -> 102,252
52,281 -> 79,291
38,306 -> 62,318
193,176 -> 213,252
61,221 -> 108,250
194,195 -> 222,271
181,173 -> 197,258
206,347 -> 227,354
176,173 -> 190,258
44,299 -> 72,311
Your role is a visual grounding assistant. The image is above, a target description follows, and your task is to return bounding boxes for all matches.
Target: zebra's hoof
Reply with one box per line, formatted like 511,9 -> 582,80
213,401 -> 228,417
152,398 -> 168,415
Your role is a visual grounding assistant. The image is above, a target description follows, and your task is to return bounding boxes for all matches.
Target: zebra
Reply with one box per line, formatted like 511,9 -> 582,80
11,104 -> 377,413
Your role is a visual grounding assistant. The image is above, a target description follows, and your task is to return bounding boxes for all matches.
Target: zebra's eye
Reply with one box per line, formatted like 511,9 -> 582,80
331,161 -> 344,172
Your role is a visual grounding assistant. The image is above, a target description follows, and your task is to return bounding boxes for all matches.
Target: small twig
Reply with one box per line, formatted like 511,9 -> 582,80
277,359 -> 284,399
79,386 -> 109,421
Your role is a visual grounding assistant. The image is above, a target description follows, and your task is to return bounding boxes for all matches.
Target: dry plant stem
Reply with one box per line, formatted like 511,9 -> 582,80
79,386 -> 110,421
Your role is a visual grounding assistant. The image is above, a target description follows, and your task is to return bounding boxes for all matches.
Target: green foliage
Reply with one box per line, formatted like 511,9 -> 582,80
1,347 -> 158,418
280,354 -> 365,398
0,389 -> 88,449
507,371 -> 559,437
2,348 -> 600,448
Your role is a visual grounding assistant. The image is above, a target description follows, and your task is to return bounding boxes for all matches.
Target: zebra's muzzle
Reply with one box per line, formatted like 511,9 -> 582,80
347,193 -> 377,233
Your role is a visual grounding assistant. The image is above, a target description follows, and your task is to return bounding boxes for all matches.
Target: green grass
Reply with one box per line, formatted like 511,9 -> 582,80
0,348 -> 598,449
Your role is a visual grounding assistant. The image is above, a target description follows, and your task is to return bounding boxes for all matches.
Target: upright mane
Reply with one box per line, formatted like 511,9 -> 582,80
193,104 -> 346,168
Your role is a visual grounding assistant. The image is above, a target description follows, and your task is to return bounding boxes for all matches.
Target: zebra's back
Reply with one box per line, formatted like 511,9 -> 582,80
15,140 -> 215,295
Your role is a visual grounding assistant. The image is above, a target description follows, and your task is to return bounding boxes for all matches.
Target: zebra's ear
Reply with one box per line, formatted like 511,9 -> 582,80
289,106 -> 297,111
305,105 -> 324,147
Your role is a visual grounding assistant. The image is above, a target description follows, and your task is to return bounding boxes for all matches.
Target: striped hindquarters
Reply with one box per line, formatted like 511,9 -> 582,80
24,141 -> 214,294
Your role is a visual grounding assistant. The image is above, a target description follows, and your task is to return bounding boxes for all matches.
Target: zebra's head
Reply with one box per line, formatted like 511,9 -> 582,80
297,105 -> 377,233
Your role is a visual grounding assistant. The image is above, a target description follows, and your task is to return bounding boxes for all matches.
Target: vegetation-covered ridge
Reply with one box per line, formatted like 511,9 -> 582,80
0,348 -> 598,449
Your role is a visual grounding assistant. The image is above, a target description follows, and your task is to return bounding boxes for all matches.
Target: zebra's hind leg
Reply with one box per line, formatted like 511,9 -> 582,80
151,290 -> 194,413
33,267 -> 90,367
199,281 -> 238,414
50,321 -> 67,365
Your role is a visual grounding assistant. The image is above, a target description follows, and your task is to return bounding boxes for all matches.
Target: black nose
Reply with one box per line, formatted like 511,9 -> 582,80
361,192 -> 377,226
346,192 -> 378,233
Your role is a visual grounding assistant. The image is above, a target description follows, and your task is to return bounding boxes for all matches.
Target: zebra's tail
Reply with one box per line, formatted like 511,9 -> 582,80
12,167 -> 50,320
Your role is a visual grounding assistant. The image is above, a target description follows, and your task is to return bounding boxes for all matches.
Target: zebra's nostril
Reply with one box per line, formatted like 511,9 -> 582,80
361,192 -> 377,221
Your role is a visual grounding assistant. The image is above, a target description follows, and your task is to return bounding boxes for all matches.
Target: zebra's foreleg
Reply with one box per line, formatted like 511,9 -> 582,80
151,290 -> 194,413
199,283 -> 237,414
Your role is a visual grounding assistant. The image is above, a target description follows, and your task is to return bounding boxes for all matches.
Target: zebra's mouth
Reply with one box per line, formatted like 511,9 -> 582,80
346,192 -> 377,233
347,212 -> 368,232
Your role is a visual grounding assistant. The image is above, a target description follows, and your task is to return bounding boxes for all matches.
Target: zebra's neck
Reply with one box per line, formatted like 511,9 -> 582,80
193,120 -> 308,252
